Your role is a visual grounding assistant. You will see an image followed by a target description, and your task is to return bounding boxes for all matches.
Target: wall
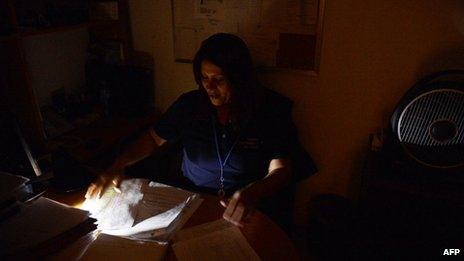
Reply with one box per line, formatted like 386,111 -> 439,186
22,27 -> 89,106
129,0 -> 464,224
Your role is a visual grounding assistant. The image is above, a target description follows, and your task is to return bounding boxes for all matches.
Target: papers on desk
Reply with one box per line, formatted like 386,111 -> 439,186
81,233 -> 168,261
173,219 -> 261,261
80,181 -> 259,260
0,197 -> 95,258
82,179 -> 202,242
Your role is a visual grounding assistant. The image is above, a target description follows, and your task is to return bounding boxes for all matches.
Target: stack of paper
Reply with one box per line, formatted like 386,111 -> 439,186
81,179 -> 202,242
0,197 -> 95,258
0,172 -> 29,207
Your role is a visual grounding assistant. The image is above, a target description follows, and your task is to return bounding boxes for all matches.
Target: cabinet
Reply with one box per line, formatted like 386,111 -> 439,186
1,0 -> 137,153
357,134 -> 464,259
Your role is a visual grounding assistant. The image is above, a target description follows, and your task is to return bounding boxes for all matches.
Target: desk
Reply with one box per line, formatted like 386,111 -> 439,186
46,189 -> 299,260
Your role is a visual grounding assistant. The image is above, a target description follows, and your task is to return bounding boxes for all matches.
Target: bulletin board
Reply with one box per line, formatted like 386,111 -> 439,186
171,0 -> 324,71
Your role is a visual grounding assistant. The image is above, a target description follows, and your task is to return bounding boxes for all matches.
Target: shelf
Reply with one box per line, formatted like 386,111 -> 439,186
2,0 -> 134,152
19,24 -> 89,37
89,19 -> 120,27
0,34 -> 19,43
8,20 -> 120,38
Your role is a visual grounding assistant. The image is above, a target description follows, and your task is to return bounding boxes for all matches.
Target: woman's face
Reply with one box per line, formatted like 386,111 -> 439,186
201,59 -> 233,107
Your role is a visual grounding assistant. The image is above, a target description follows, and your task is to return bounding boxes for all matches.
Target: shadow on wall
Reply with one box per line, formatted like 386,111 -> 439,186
345,139 -> 371,200
416,47 -> 464,79
417,0 -> 464,78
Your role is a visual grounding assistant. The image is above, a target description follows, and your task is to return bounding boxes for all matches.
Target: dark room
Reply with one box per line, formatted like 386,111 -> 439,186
1,0 -> 463,260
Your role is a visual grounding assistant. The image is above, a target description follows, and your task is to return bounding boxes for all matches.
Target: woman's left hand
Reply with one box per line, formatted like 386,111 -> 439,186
220,188 -> 259,227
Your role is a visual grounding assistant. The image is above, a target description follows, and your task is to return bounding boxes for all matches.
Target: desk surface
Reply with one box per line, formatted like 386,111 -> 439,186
45,189 -> 299,260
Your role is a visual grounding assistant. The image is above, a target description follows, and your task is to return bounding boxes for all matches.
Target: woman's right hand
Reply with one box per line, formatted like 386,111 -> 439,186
85,168 -> 125,199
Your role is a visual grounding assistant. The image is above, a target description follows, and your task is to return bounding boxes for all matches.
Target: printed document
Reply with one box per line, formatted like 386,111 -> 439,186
173,219 -> 260,261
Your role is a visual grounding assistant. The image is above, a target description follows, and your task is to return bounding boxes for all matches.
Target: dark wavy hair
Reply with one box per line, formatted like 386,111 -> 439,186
193,33 -> 262,127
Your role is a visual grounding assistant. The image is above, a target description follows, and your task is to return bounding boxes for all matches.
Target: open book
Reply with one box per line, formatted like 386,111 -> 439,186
81,179 -> 202,242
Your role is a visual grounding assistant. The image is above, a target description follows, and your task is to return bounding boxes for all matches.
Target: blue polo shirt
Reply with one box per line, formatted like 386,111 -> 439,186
153,89 -> 295,192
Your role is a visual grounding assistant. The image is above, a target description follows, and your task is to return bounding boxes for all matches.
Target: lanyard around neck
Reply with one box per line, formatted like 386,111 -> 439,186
211,115 -> 240,197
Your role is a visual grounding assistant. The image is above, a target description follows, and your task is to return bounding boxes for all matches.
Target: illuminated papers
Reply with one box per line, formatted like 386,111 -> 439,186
82,179 -> 201,241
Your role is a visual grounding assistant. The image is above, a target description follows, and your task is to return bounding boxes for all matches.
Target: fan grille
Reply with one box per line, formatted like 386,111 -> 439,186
398,89 -> 464,168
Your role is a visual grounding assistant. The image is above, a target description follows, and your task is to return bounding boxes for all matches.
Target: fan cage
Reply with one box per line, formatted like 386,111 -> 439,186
397,88 -> 464,169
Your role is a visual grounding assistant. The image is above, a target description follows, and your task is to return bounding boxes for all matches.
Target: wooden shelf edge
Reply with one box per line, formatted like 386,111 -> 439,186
19,24 -> 89,37
0,34 -> 19,43
11,20 -> 120,38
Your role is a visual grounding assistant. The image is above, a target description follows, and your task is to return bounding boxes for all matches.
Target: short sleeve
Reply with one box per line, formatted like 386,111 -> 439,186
263,100 -> 296,160
261,93 -> 318,182
153,92 -> 197,141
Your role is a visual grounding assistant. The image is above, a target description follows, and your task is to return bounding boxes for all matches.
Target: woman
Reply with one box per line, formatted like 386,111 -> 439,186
86,33 -> 295,227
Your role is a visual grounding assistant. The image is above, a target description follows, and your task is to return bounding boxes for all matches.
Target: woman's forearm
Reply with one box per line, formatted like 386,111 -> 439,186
243,158 -> 292,203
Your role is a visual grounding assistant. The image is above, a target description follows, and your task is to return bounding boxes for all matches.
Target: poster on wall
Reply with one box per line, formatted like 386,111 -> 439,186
171,0 -> 323,71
